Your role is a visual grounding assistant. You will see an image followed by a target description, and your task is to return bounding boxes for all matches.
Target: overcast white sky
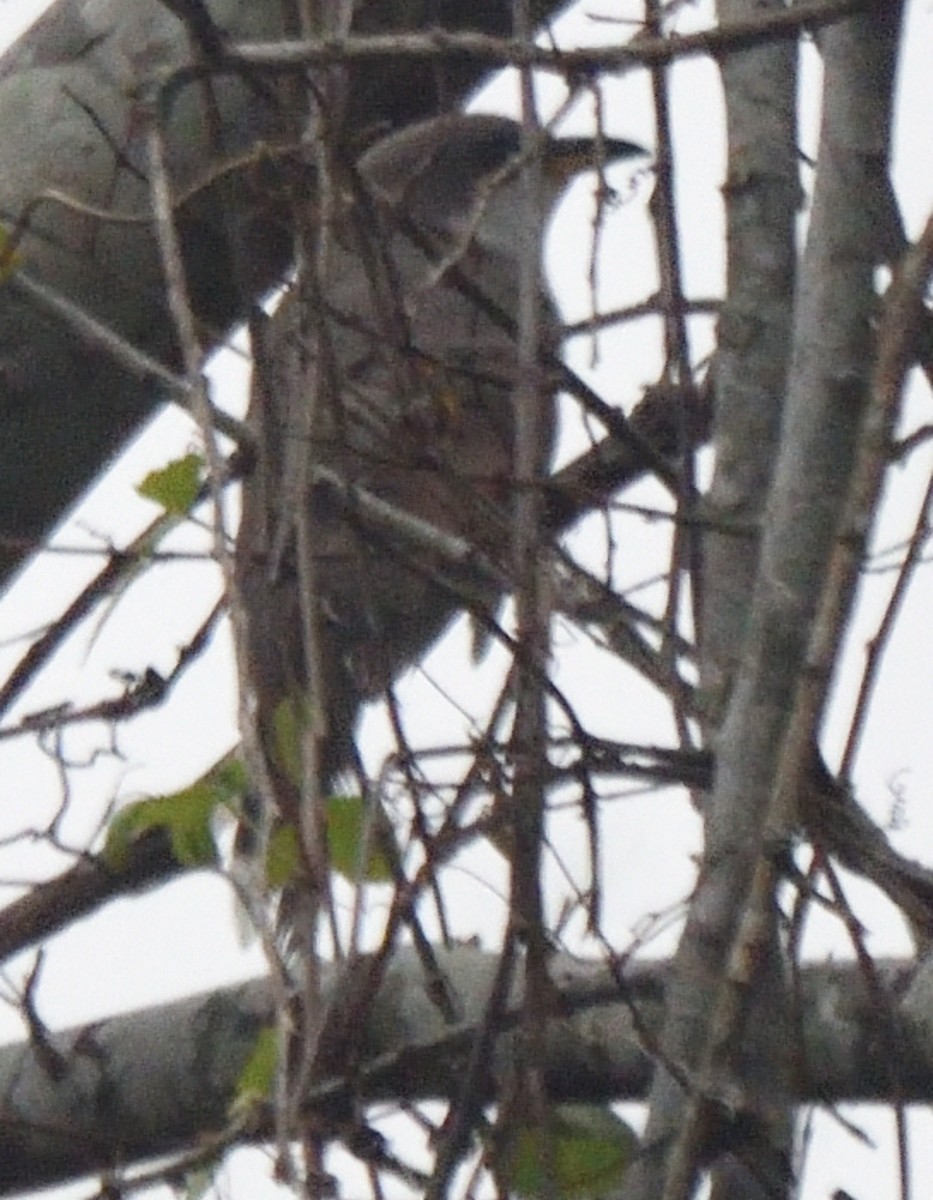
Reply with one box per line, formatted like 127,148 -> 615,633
0,3 -> 931,1199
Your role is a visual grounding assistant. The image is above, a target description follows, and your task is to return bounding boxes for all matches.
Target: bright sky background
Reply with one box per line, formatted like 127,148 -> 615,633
0,2 -> 931,1198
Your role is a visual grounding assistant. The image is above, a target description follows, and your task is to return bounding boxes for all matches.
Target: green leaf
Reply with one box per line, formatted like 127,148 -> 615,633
326,793 -> 394,883
103,758 -> 247,870
271,693 -> 313,786
137,452 -> 204,515
265,822 -> 301,890
232,1025 -> 278,1111
206,756 -> 250,809
495,1105 -> 639,1200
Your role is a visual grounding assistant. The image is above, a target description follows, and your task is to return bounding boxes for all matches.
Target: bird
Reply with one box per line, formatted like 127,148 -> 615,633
233,112 -> 646,872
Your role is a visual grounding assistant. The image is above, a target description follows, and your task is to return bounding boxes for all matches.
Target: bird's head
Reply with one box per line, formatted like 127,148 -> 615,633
358,113 -> 648,257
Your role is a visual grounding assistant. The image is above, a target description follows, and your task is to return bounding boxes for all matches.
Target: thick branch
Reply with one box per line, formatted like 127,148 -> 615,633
0,948 -> 929,1196
631,4 -> 904,1197
0,831 -> 184,963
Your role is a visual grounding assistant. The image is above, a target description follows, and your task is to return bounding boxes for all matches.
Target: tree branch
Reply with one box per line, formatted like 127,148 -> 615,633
0,947 -> 926,1196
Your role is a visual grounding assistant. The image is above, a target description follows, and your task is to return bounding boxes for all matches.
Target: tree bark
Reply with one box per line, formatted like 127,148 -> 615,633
627,5 -> 905,1198
0,949 -> 929,1196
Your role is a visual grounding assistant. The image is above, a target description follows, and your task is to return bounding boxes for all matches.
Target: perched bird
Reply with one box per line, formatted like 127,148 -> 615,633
234,112 -> 646,854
